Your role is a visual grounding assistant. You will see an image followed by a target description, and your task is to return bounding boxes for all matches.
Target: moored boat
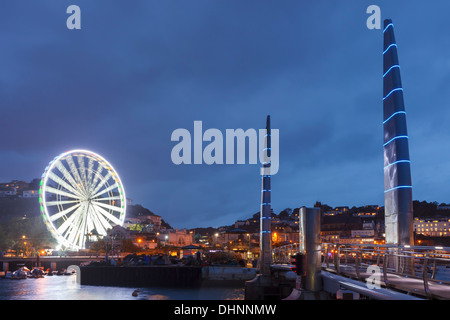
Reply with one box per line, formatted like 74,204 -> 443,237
11,267 -> 29,280
29,267 -> 45,278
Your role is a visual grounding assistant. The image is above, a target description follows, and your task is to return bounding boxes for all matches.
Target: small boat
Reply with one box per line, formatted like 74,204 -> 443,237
64,269 -> 75,275
11,267 -> 28,280
29,267 -> 45,278
56,269 -> 65,276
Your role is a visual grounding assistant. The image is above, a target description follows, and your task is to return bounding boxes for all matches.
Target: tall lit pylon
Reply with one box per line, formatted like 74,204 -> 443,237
383,19 -> 413,245
260,115 -> 272,275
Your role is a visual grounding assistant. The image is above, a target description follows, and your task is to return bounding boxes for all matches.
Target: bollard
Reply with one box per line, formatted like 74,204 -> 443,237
299,207 -> 322,292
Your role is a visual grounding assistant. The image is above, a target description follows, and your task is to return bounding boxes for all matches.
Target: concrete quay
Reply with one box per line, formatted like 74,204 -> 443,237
79,265 -> 264,288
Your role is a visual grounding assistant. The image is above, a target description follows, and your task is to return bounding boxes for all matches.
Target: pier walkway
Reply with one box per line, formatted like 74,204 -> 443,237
273,242 -> 450,299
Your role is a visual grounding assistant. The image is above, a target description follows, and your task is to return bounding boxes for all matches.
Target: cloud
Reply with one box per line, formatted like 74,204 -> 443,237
1,1 -> 450,228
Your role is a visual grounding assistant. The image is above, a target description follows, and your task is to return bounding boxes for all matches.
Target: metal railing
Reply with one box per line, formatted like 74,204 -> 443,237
272,242 -> 450,299
272,243 -> 302,264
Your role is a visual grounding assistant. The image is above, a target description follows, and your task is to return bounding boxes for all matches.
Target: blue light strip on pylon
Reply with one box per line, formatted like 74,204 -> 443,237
383,43 -> 397,55
383,88 -> 403,101
384,160 -> 411,169
384,185 -> 412,193
383,135 -> 409,147
383,65 -> 400,78
383,111 -> 406,124
383,23 -> 394,33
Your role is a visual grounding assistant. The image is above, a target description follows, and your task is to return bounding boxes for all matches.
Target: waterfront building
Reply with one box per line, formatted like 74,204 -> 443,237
159,229 -> 194,247
413,218 -> 450,237
323,206 -> 349,216
353,211 -> 378,217
322,234 -> 340,243
22,190 -> 39,198
123,214 -> 162,232
351,229 -> 375,238
0,187 -> 17,197
136,214 -> 162,230
271,231 -> 298,245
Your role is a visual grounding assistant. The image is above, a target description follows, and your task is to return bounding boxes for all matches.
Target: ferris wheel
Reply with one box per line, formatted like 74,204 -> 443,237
39,150 -> 126,250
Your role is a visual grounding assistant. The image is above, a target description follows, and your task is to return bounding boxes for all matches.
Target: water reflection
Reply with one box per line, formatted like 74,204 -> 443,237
0,275 -> 244,300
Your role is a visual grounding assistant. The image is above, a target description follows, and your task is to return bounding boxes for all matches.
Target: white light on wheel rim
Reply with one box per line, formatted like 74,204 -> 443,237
40,150 -> 126,250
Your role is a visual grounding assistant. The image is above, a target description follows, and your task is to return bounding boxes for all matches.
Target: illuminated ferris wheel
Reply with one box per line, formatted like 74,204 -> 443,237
39,150 -> 126,250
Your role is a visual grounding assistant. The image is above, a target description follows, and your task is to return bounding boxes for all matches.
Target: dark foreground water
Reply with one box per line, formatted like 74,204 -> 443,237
0,275 -> 244,300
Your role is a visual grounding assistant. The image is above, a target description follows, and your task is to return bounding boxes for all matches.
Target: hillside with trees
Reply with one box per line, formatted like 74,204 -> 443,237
0,197 -> 171,253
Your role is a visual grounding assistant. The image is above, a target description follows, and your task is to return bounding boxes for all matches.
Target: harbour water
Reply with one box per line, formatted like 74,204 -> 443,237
0,274 -> 244,300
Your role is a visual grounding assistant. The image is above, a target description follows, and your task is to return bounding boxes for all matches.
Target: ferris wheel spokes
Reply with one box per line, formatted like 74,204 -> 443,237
40,150 -> 126,250
92,182 -> 120,199
44,185 -> 81,200
45,200 -> 79,206
90,171 -> 113,196
48,203 -> 81,222
77,156 -> 88,191
47,171 -> 84,199
66,155 -> 85,189
91,205 -> 114,231
90,206 -> 109,236
56,204 -> 85,235
54,161 -> 83,195
86,158 -> 95,188
92,202 -> 124,223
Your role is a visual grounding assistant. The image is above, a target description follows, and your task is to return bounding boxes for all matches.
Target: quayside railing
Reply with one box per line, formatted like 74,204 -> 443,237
272,242 -> 450,299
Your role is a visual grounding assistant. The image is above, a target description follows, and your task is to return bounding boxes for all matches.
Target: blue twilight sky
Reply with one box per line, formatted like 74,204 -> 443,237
1,1 -> 450,228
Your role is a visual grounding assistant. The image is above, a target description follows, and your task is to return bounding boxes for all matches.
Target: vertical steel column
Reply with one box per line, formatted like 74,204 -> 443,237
383,19 -> 413,246
260,115 -> 272,276
299,207 -> 322,292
